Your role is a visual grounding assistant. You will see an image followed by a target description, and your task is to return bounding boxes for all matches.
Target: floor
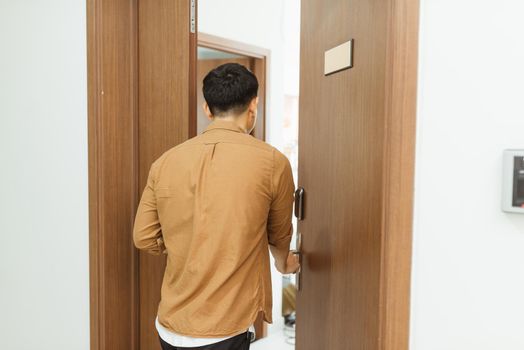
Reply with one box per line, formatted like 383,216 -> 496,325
251,327 -> 295,350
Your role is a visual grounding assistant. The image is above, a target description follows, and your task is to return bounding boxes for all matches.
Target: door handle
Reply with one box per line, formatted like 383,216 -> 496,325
293,187 -> 305,291
293,187 -> 304,291
294,187 -> 305,220
291,232 -> 303,291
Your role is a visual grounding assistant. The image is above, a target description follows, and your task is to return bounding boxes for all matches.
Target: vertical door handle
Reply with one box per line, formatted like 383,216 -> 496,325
294,187 -> 305,220
292,232 -> 303,291
293,187 -> 305,291
293,187 -> 304,291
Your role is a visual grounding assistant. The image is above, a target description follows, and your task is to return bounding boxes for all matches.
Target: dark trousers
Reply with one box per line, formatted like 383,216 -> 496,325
158,331 -> 253,350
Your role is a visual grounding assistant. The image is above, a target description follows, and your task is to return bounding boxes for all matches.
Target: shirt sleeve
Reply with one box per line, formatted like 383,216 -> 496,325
133,161 -> 166,255
267,150 -> 296,255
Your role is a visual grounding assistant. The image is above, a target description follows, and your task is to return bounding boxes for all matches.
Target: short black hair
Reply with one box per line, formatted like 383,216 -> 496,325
202,63 -> 258,116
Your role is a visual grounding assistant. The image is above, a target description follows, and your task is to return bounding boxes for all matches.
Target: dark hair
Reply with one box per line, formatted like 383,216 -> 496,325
202,63 -> 258,116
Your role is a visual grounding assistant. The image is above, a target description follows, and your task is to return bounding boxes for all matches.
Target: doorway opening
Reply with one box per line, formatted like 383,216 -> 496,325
87,0 -> 418,349
195,32 -> 299,348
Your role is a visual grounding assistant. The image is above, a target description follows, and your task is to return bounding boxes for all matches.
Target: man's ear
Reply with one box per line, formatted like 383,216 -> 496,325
203,102 -> 214,121
249,97 -> 259,113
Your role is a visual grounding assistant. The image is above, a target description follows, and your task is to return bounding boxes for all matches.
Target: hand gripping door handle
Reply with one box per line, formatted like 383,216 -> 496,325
291,232 -> 303,291
293,187 -> 305,291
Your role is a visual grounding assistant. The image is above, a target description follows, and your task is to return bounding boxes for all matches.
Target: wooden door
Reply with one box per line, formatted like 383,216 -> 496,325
296,1 -> 419,350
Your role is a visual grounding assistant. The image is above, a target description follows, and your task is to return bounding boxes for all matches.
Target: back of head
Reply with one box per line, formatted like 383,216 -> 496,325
202,63 -> 259,117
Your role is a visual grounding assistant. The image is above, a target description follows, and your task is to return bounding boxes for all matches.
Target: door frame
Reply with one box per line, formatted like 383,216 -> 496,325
87,0 -> 197,349
198,32 -> 269,59
378,1 -> 420,348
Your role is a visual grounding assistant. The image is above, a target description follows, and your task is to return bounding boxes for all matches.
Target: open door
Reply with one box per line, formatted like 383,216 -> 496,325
296,1 -> 419,349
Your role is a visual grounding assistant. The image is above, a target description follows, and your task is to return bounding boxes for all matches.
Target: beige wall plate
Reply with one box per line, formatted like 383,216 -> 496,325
324,39 -> 354,75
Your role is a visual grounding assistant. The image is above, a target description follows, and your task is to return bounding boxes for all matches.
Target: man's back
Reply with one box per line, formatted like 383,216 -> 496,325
133,118 -> 295,337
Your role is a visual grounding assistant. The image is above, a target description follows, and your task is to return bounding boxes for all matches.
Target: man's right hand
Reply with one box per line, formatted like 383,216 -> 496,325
280,251 -> 300,274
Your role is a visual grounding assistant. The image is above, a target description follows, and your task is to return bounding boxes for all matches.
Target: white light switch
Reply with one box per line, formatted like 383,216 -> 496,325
324,39 -> 354,76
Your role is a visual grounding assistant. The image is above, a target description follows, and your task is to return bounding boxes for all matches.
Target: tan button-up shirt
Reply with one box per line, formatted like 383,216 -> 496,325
133,118 -> 295,337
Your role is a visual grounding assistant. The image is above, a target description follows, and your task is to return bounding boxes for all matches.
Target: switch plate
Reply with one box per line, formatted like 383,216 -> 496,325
502,149 -> 524,213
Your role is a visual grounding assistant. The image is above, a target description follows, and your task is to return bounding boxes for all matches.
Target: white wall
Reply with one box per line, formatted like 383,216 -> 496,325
199,0 -> 300,335
0,1 -> 89,349
411,1 -> 524,349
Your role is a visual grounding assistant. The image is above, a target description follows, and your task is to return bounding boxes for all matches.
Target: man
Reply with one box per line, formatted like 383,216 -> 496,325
133,63 -> 300,350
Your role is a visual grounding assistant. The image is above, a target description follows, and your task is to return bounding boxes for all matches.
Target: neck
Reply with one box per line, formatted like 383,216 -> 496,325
213,113 -> 250,133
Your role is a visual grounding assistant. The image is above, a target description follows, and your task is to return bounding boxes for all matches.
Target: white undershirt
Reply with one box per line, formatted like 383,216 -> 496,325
155,316 -> 255,347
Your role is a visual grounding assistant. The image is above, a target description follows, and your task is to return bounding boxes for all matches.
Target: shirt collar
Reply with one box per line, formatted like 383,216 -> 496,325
203,118 -> 246,134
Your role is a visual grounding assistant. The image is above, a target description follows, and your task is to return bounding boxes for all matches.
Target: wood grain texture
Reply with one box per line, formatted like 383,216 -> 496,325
138,1 -> 195,349
296,0 -> 418,349
87,1 -> 100,348
87,0 -> 139,349
379,1 -> 419,349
